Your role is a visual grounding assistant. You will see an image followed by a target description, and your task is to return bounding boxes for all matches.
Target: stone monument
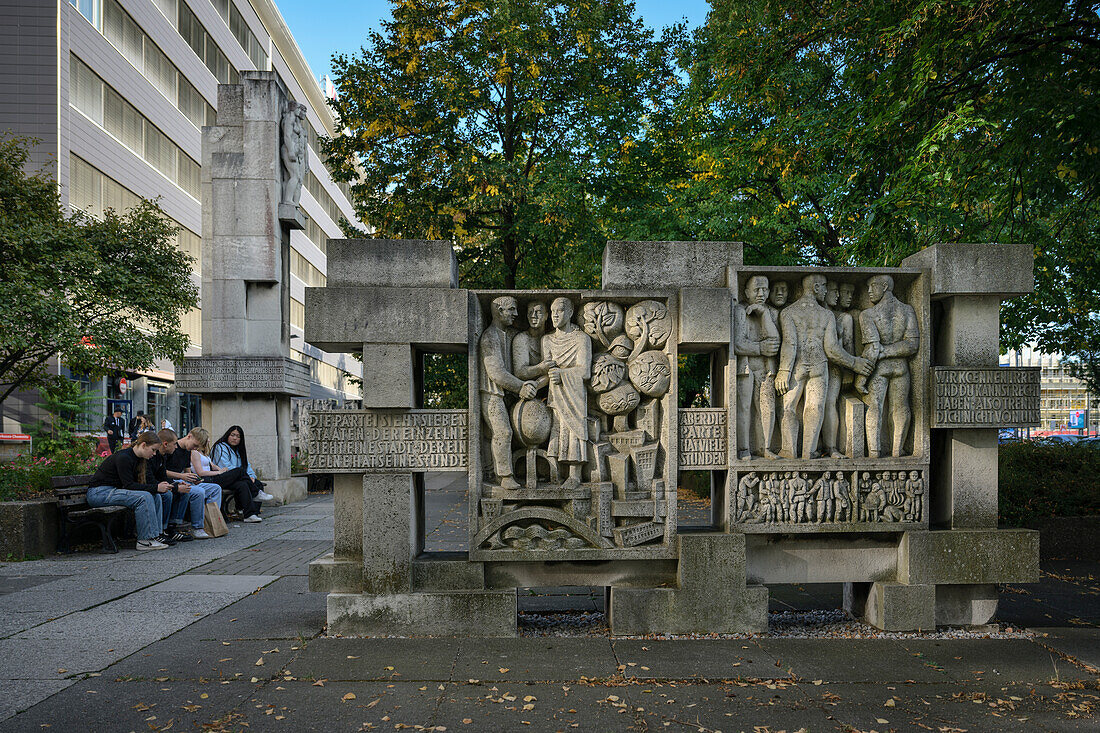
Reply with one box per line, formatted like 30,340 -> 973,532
174,72 -> 309,504
307,240 -> 1039,635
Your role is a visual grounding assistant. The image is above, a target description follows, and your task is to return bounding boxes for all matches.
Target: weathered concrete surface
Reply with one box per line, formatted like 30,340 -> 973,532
602,241 -> 743,289
0,500 -> 58,560
901,529 -> 1040,585
745,535 -> 899,585
326,239 -> 458,289
326,590 -> 517,637
901,242 -> 1034,297
304,287 -> 469,351
844,581 -> 936,632
679,287 -> 731,348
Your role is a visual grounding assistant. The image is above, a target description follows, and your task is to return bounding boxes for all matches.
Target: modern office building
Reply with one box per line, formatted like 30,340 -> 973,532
1001,345 -> 1095,432
0,0 -> 362,437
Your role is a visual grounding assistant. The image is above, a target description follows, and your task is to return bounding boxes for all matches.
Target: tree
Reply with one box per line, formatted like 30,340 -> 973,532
323,0 -> 678,288
0,136 -> 199,404
657,0 -> 1099,346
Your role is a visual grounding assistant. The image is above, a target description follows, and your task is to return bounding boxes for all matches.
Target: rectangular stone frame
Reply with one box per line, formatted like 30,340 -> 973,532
467,289 -> 680,562
726,266 -> 931,532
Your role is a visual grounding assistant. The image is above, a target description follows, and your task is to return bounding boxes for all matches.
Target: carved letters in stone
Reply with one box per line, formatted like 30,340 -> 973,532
932,368 -> 1041,427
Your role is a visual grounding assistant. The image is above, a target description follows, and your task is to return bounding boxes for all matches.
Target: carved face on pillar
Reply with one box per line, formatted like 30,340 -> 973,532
867,274 -> 893,305
838,282 -> 855,309
744,276 -> 769,306
825,281 -> 840,308
769,281 -> 789,308
492,296 -> 519,328
527,302 -> 547,331
550,297 -> 574,329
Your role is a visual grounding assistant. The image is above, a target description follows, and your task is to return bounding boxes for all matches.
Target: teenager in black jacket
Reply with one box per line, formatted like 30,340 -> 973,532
86,432 -> 176,550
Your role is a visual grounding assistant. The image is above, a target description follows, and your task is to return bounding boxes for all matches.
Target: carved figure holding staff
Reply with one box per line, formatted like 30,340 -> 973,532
733,275 -> 781,459
479,296 -> 538,490
857,274 -> 920,457
776,274 -> 874,459
542,298 -> 593,492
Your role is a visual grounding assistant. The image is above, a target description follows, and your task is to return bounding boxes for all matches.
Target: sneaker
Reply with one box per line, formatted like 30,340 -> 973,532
155,532 -> 178,546
256,490 -> 274,502
243,514 -> 262,523
169,530 -> 193,543
136,539 -> 169,551
191,529 -> 212,539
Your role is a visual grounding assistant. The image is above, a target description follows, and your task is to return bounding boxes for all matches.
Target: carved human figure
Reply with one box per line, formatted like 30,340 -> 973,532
542,297 -> 593,491
864,478 -> 886,521
813,471 -> 833,523
280,102 -> 307,206
737,472 -> 759,520
776,274 -> 874,459
790,472 -> 811,522
512,302 -> 556,391
820,280 -> 855,458
733,275 -> 781,459
479,296 -> 538,490
769,281 -> 789,312
833,473 -> 852,522
839,281 -> 860,364
904,470 -> 924,521
762,473 -> 780,522
779,472 -> 793,522
858,274 -> 920,457
857,472 -> 873,521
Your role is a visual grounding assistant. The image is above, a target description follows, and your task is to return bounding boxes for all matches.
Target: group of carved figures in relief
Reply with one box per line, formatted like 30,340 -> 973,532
734,469 -> 924,525
477,296 -> 673,549
734,273 -> 920,460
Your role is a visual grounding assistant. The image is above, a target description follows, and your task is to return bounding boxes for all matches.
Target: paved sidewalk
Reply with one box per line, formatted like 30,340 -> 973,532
0,485 -> 1097,731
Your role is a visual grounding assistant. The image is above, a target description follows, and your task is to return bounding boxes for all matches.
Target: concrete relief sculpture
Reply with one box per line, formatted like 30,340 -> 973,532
474,294 -> 675,557
732,271 -> 923,464
732,468 -> 924,528
280,101 -> 308,207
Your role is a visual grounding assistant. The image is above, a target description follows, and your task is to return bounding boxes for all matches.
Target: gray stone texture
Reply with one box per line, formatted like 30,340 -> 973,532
304,287 -> 470,351
678,287 -> 731,347
901,529 -> 1040,585
901,242 -> 1034,296
360,343 -> 415,408
844,581 -> 936,632
326,239 -> 458,288
603,241 -> 743,289
361,473 -> 415,594
326,590 -> 517,636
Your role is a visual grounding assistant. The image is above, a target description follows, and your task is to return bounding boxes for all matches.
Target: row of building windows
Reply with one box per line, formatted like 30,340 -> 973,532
291,349 -> 358,395
207,0 -> 268,71
291,250 -> 327,288
307,171 -> 345,227
69,155 -> 202,278
71,54 -> 202,199
290,298 -> 305,330
302,214 -> 328,254
71,0 -> 217,130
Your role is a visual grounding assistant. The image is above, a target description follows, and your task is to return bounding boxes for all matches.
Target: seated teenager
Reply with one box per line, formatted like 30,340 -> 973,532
158,429 -> 219,540
86,432 -> 177,550
186,427 -> 262,523
211,425 -> 274,503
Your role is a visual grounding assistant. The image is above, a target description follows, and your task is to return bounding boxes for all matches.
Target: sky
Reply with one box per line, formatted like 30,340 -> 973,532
273,0 -> 712,85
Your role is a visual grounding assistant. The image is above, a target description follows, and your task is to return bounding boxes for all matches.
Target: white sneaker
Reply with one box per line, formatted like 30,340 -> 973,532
256,491 -> 274,502
243,514 -> 262,523
136,539 -> 168,551
191,529 -> 212,539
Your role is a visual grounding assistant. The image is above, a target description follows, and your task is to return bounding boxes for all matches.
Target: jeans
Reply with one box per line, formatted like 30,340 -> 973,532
86,485 -> 165,541
169,483 -> 222,529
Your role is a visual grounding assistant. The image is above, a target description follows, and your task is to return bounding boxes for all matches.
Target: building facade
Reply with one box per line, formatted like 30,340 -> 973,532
0,0 -> 362,438
1001,345 -> 1095,432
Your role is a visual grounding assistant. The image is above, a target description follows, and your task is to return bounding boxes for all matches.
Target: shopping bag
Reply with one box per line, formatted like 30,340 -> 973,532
204,502 -> 229,537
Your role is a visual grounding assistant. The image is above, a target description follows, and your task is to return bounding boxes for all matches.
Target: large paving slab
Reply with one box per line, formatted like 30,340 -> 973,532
612,639 -> 778,680
899,638 -> 1098,684
452,637 -> 619,682
110,637 -> 306,682
236,680 -> 444,731
754,638 -> 959,683
287,637 -> 462,682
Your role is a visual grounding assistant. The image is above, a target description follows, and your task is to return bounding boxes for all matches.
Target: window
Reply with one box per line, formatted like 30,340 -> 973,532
291,250 -> 326,287
291,298 -> 305,329
307,171 -> 346,226
69,0 -> 102,28
210,0 -> 269,70
178,1 -> 239,84
70,55 -> 201,199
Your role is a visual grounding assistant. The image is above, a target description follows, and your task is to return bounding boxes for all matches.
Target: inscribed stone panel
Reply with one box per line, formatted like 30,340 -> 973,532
307,409 -> 468,472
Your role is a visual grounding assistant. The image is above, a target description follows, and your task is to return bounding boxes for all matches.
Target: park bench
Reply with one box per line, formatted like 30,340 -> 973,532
51,475 -> 129,554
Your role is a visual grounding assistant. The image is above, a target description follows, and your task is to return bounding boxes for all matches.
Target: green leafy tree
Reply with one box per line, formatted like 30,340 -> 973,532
323,0 -> 677,288
0,136 -> 199,404
658,0 -> 1099,339
27,377 -> 100,457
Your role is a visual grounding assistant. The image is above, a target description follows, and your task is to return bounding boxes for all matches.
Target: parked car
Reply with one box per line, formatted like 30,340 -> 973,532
1034,434 -> 1081,445
1077,436 -> 1100,449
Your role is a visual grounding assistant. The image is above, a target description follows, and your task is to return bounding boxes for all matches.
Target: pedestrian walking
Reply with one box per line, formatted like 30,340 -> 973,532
103,406 -> 125,454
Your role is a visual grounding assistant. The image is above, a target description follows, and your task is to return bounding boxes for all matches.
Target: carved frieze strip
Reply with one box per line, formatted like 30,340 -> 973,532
731,467 -> 928,533
175,356 -> 310,397
307,409 -> 467,473
931,367 -> 1041,428
679,408 -> 728,470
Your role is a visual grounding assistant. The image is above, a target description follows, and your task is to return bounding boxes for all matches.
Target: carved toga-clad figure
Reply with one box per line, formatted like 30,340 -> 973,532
512,301 -> 555,391
733,275 -> 781,459
858,274 -> 920,457
542,297 -> 593,491
776,274 -> 873,459
479,296 -> 537,490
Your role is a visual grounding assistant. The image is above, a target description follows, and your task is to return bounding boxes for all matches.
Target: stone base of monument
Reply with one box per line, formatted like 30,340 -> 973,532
610,534 -> 769,635
844,581 -> 936,632
263,476 -> 307,506
935,583 -> 999,626
326,590 -> 517,637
